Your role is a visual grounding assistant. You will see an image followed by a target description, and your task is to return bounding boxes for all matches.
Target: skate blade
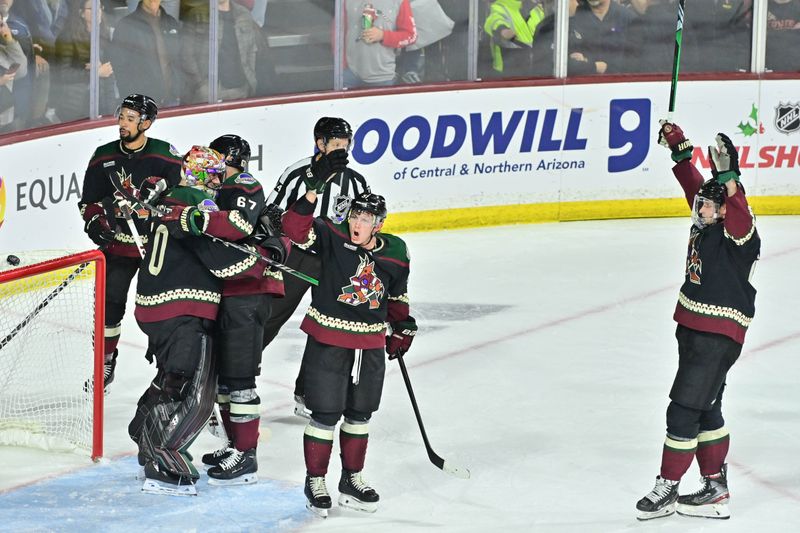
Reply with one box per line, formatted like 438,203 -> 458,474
677,503 -> 730,519
208,472 -> 259,486
142,478 -> 198,497
338,494 -> 378,513
636,503 -> 676,521
306,502 -> 329,518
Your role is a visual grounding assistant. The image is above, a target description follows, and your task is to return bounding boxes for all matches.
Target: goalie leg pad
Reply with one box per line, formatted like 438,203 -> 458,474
137,325 -> 216,478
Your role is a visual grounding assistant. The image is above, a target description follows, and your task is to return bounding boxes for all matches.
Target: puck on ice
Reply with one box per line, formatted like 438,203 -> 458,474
6,254 -> 20,266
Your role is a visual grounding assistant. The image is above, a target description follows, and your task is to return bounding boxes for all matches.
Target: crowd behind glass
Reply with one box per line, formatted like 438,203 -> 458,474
0,0 -> 796,134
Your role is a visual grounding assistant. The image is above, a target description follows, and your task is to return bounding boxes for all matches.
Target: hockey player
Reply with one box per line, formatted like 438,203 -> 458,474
263,117 -> 371,418
282,183 -> 416,517
78,94 -> 182,391
636,121 -> 760,520
130,146 -> 272,496
199,134 -> 288,485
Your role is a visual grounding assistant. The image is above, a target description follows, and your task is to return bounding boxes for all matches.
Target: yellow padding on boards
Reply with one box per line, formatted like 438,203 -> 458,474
382,196 -> 800,234
0,263 -> 96,299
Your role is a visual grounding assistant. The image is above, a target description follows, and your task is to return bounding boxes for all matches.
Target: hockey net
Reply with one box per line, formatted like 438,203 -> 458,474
0,249 -> 105,460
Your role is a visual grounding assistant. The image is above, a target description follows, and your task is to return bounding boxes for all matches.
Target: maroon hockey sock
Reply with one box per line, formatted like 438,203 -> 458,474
304,424 -> 334,477
231,417 -> 259,452
340,421 -> 369,472
103,338 -> 119,357
220,404 -> 233,440
660,435 -> 698,481
696,428 -> 730,476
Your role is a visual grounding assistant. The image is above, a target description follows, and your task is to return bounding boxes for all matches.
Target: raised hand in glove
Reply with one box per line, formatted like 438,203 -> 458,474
84,198 -> 117,246
160,206 -> 208,239
386,316 -> 417,360
304,149 -> 349,193
708,132 -> 740,185
657,120 -> 694,162
137,176 -> 169,204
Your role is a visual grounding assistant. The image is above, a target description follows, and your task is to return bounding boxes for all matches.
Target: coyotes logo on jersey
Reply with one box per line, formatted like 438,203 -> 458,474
112,169 -> 149,219
338,255 -> 384,309
686,232 -> 702,284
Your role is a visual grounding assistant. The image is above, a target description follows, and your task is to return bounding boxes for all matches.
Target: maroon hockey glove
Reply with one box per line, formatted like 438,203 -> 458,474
386,317 -> 417,360
708,132 -> 740,185
84,198 -> 117,246
657,120 -> 693,162
138,176 -> 169,203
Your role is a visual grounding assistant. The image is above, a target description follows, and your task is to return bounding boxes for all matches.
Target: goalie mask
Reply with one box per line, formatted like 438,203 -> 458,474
182,146 -> 226,191
691,179 -> 726,229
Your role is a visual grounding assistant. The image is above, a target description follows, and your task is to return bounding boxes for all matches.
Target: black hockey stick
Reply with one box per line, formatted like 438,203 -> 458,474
0,262 -> 91,351
396,355 -> 470,479
668,0 -> 686,121
108,177 -> 318,286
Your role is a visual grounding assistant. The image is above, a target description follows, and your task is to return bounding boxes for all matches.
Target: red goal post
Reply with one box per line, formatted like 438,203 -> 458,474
0,249 -> 106,460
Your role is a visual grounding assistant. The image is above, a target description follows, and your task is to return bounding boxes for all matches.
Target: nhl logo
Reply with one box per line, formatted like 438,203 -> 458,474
774,102 -> 800,134
331,194 -> 352,223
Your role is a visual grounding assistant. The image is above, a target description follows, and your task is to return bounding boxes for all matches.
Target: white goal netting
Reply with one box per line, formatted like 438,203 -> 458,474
0,250 -> 104,458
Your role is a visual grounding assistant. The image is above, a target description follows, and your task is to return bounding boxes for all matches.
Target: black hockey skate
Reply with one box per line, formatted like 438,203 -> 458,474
141,461 -> 197,497
83,350 -> 117,394
304,475 -> 332,518
338,469 -> 379,513
677,464 -> 730,519
636,476 -> 679,521
201,442 -> 233,470
207,448 -> 258,486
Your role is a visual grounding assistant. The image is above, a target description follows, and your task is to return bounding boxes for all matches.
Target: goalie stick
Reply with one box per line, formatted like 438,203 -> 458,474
108,176 -> 318,286
396,355 -> 471,479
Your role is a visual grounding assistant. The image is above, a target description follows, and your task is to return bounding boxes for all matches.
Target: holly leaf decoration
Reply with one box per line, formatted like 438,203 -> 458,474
737,121 -> 757,137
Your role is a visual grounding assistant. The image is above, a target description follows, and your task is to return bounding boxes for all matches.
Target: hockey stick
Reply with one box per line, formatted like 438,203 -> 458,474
667,0 -> 686,121
396,355 -> 470,479
108,177 -> 318,286
0,262 -> 91,351
104,193 -> 146,259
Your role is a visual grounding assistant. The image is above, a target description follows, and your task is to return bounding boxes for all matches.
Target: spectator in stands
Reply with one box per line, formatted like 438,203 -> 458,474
9,0 -> 59,126
483,0 -> 548,78
1,0 -> 39,130
344,0 -> 417,88
396,0 -> 454,84
568,0 -> 636,75
181,0 -> 264,104
625,0 -> 679,74
51,0 -> 116,123
766,0 -> 800,72
128,0 -> 178,19
683,0 -> 751,73
425,0 -> 468,81
0,15 -> 27,131
111,0 -> 181,107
